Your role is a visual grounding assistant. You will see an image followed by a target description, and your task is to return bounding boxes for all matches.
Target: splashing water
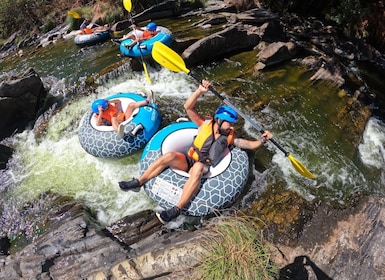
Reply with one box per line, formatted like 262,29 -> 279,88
1,47 -> 384,229
358,117 -> 385,188
359,117 -> 385,169
0,66 -> 194,226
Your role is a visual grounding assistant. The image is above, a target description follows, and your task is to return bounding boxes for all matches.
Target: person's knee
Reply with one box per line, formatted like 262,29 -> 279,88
162,152 -> 178,162
189,163 -> 206,176
161,152 -> 188,170
127,103 -> 137,110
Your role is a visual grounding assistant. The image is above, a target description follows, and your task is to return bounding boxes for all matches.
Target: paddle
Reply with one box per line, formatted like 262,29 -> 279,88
122,0 -> 152,84
67,10 -> 81,19
151,41 -> 316,179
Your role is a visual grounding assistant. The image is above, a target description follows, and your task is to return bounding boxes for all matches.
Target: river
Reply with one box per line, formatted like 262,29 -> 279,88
0,17 -> 384,238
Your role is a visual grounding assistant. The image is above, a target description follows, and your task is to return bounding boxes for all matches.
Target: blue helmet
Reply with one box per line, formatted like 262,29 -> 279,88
91,99 -> 108,114
146,22 -> 157,31
214,105 -> 238,123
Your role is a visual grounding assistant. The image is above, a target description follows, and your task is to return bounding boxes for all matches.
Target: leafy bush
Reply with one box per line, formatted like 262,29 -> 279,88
196,216 -> 278,280
326,0 -> 369,37
0,0 -> 167,38
0,0 -> 65,37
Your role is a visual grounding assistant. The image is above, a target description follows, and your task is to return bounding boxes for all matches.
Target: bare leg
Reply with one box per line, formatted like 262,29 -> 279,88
124,100 -> 147,120
176,161 -> 206,209
138,152 -> 188,185
126,39 -> 139,48
156,161 -> 206,223
119,152 -> 188,192
111,117 -> 120,132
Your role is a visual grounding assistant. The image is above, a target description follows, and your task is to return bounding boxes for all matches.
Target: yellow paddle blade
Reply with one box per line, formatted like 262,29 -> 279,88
288,154 -> 316,179
123,0 -> 132,12
152,42 -> 190,74
142,62 -> 152,84
67,10 -> 81,19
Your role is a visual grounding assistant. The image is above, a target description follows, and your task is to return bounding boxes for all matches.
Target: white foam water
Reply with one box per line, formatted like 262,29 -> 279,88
359,117 -> 385,170
0,67 -> 195,226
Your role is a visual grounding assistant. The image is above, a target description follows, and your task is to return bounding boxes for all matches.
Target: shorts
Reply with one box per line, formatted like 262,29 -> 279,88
114,112 -> 126,122
184,153 -> 210,174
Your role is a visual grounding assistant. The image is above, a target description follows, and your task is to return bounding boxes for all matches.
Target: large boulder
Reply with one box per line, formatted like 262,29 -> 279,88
0,145 -> 13,170
181,12 -> 284,66
0,68 -> 46,140
254,41 -> 299,70
182,23 -> 261,66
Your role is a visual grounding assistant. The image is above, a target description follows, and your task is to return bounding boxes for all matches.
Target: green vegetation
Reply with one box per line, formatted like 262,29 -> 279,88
196,216 -> 278,280
326,0 -> 369,38
260,0 -> 370,39
0,0 -> 75,37
0,0 -> 162,39
0,0 -> 375,43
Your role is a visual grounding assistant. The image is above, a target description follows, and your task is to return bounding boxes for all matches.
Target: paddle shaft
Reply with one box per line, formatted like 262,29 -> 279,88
124,0 -> 152,84
189,73 -> 290,157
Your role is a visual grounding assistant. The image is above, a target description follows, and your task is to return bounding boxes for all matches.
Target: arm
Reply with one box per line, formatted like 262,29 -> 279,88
108,99 -> 122,109
108,99 -> 124,113
132,24 -> 145,32
233,130 -> 273,150
95,106 -> 104,126
184,80 -> 210,126
108,99 -> 121,105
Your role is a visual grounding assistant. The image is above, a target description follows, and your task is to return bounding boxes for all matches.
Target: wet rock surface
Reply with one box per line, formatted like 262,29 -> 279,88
1,193 -> 384,279
0,68 -> 47,141
274,196 -> 385,280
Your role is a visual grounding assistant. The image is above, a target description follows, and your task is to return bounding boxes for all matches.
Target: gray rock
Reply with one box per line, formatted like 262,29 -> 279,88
255,41 -> 299,70
274,196 -> 385,280
0,68 -> 46,140
0,202 -> 128,279
182,23 -> 261,66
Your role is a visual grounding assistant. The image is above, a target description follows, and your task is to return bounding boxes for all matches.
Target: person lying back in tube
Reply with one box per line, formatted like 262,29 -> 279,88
91,93 -> 153,138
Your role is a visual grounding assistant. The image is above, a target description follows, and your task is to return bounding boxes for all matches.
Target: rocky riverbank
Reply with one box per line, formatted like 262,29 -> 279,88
1,0 -> 385,279
1,192 -> 384,279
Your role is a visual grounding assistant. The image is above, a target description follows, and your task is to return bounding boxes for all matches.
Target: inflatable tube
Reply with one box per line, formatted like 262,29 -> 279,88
140,120 -> 249,216
74,30 -> 110,46
119,26 -> 173,58
78,93 -> 161,158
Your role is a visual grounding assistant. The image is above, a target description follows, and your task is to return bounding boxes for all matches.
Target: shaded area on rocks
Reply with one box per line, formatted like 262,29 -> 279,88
0,68 -> 47,141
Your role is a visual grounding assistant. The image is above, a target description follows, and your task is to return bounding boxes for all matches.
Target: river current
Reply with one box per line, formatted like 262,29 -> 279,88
1,20 -> 384,230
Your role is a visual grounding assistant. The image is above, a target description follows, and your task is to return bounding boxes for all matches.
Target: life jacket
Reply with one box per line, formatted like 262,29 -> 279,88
83,27 -> 93,34
142,30 -> 154,39
187,118 -> 234,167
97,105 -> 125,122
